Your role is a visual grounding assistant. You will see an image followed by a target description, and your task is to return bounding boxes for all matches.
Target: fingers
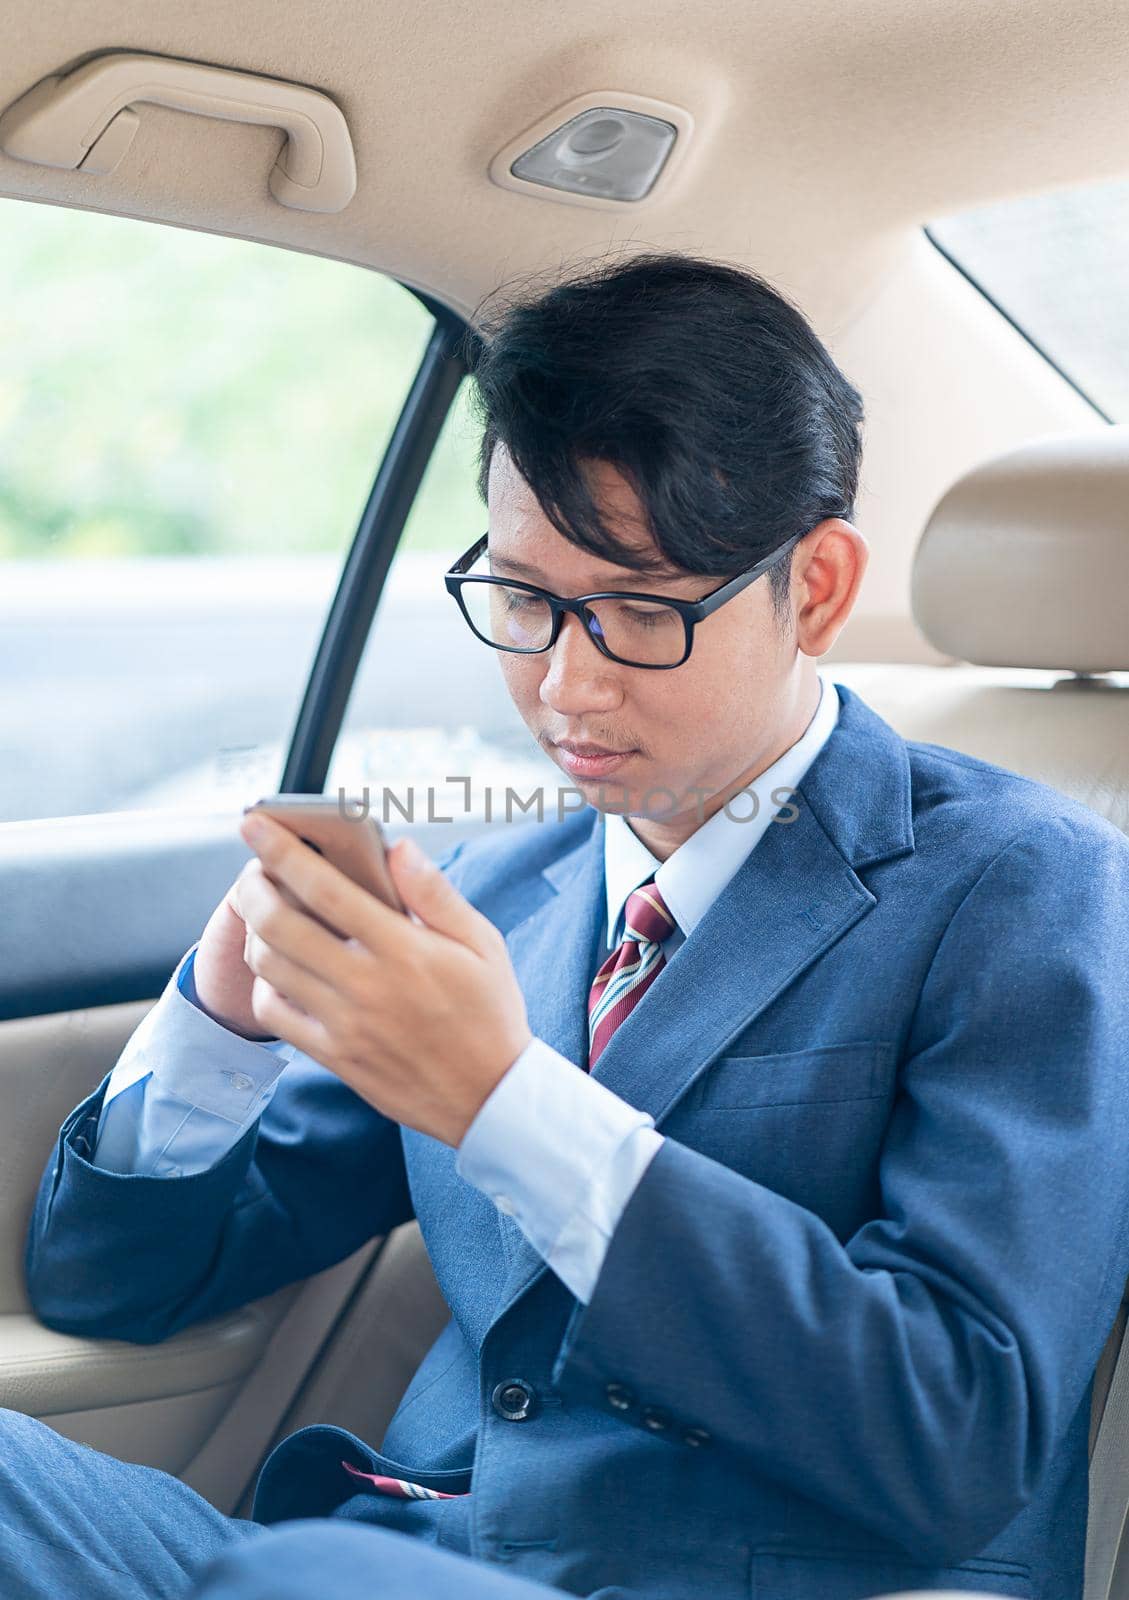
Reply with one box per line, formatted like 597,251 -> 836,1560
239,815 -> 403,949
239,859 -> 372,983
386,837 -> 499,958
243,930 -> 343,1025
247,973 -> 333,1061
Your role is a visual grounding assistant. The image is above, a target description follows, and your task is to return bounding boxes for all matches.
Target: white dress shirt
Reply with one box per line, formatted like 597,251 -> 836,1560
93,672 -> 839,1303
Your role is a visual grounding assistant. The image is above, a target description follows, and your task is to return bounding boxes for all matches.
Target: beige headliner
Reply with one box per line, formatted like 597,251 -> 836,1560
2,0 -> 1126,656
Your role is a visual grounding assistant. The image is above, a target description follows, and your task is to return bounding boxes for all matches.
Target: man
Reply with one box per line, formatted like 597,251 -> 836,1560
9,252 -> 1129,1600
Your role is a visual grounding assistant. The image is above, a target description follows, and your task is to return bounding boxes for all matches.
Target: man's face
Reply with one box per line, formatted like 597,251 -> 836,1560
485,444 -> 819,857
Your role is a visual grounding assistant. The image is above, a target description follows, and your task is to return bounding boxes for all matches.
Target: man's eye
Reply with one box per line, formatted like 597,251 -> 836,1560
620,605 -> 673,626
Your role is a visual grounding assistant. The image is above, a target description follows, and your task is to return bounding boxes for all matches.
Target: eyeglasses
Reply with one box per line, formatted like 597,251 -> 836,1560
443,528 -> 808,669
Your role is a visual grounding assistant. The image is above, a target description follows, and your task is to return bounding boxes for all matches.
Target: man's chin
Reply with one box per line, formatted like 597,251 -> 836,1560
571,775 -> 687,824
583,781 -> 637,815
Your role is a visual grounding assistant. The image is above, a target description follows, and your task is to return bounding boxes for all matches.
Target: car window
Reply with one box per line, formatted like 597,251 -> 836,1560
0,197 -> 434,824
928,175 -> 1129,421
330,378 -> 561,837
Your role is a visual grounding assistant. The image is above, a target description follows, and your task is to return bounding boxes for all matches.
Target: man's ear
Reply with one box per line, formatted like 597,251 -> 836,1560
792,519 -> 868,656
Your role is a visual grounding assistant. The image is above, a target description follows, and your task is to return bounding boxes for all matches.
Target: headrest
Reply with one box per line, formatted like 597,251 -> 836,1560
911,426 -> 1129,673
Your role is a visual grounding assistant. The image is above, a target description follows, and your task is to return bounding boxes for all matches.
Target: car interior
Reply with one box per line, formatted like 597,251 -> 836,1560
1,5 -> 1128,1598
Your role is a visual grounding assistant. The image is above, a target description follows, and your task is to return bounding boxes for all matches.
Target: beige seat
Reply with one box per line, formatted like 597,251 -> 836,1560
831,424 -> 1129,1600
832,425 -> 1129,835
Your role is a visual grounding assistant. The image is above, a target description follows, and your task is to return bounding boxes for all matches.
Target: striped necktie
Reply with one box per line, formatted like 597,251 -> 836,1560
587,878 -> 675,1069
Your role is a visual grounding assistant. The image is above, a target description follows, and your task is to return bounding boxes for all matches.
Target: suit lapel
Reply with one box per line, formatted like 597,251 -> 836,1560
587,802 -> 874,1118
502,811 -> 608,1072
488,682 -> 916,1317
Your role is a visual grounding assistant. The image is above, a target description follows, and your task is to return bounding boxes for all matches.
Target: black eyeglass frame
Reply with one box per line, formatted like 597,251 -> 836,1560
443,527 -> 809,669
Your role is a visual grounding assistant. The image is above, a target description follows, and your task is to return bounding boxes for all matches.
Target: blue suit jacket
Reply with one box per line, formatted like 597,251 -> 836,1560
25,683 -> 1129,1600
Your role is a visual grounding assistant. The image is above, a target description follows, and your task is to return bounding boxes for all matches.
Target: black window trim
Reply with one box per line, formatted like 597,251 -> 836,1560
278,287 -> 478,796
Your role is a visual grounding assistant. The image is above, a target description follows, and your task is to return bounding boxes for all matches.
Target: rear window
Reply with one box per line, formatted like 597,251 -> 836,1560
928,175 -> 1129,421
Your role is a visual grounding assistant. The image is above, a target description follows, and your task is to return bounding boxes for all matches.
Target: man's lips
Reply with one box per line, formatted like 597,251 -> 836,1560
555,740 -> 633,757
551,739 -> 639,778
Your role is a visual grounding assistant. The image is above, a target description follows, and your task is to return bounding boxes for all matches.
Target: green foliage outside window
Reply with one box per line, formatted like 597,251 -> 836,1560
0,198 -> 484,562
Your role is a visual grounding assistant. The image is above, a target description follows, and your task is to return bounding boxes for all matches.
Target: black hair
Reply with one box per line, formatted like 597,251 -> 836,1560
461,250 -> 864,626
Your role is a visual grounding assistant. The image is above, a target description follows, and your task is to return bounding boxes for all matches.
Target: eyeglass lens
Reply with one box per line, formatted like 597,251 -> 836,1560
460,581 -> 686,667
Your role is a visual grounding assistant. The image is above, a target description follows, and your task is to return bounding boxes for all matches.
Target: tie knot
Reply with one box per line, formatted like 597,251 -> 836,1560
623,879 -> 675,947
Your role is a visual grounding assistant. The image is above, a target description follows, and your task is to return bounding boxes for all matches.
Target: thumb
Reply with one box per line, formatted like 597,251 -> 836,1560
388,836 -> 493,954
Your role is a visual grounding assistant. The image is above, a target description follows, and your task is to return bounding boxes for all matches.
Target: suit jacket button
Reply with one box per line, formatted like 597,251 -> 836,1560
492,1380 -> 537,1421
682,1426 -> 711,1448
605,1383 -> 634,1412
641,1407 -> 671,1433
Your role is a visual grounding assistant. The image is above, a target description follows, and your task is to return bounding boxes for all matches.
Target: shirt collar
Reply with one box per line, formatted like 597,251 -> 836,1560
602,671 -> 841,948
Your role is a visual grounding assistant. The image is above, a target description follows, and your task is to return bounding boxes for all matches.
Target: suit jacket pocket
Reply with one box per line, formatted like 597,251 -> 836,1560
752,1546 -> 1033,1600
699,1040 -> 896,1110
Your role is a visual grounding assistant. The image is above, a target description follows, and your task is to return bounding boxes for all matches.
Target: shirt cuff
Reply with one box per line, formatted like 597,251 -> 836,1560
455,1037 -> 663,1303
103,942 -> 297,1125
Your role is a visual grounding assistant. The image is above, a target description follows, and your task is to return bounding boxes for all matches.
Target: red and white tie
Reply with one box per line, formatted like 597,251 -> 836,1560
587,878 -> 675,1069
341,1461 -> 463,1500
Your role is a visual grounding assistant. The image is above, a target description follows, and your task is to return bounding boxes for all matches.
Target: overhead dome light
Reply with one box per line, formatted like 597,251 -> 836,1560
510,106 -> 677,201
486,90 -> 695,208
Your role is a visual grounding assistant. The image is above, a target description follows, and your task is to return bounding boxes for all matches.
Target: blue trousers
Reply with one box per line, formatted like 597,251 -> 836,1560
0,1408 -> 562,1600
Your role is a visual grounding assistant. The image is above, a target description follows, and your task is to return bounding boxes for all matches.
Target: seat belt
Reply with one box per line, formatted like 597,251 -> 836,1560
1085,1283 -> 1129,1600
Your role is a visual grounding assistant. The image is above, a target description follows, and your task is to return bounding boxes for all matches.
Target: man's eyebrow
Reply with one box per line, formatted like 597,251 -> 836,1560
487,552 -> 547,579
488,551 -> 686,588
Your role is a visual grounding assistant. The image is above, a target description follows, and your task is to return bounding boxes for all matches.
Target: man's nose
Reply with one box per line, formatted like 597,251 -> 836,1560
538,611 -> 623,713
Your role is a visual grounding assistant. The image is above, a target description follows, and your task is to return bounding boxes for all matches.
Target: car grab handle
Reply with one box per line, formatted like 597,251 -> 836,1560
0,51 -> 357,213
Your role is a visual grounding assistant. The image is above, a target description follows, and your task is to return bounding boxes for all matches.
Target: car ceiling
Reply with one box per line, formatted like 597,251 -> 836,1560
2,0 -> 1128,336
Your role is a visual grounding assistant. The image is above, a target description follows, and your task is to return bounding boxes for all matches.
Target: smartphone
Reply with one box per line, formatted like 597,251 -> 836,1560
242,794 -> 405,938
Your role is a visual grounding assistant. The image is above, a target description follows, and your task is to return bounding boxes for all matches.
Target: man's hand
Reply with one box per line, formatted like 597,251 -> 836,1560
235,813 -> 533,1146
190,863 -> 284,1042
